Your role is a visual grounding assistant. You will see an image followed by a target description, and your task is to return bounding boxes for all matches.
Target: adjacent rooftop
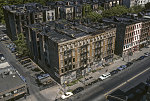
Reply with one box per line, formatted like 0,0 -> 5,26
3,3 -> 52,14
0,62 -> 26,93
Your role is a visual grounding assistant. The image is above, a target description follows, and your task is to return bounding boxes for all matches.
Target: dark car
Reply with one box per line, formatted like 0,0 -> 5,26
10,47 -> 16,53
126,62 -> 133,67
110,70 -> 118,75
120,65 -> 127,69
117,66 -> 124,71
137,56 -> 145,61
72,87 -> 84,94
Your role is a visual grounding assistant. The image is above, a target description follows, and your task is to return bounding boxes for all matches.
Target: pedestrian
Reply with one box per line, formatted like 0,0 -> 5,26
106,69 -> 108,72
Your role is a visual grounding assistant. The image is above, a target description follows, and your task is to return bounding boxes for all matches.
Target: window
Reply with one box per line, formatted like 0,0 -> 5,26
132,32 -> 134,36
73,58 -> 75,62
61,69 -> 64,73
65,68 -> 67,71
73,65 -> 75,69
60,61 -> 63,67
69,66 -> 72,70
72,50 -> 75,56
59,47 -> 63,52
35,15 -> 37,18
130,33 -> 131,37
65,60 -> 67,65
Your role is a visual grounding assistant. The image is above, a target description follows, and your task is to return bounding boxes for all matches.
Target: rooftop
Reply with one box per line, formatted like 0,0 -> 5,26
0,73 -> 26,93
3,3 -> 52,14
0,62 -> 26,93
103,14 -> 150,25
28,19 -> 116,43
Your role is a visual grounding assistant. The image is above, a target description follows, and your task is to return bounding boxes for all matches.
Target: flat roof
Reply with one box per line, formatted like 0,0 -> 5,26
0,73 -> 26,93
0,62 -> 26,93
28,20 -> 116,43
3,3 -> 52,14
103,15 -> 150,26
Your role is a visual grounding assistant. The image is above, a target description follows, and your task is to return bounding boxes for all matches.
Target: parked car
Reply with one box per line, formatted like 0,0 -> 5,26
6,43 -> 13,48
72,87 -> 84,94
10,47 -> 16,53
99,72 -> 111,80
126,62 -> 133,67
1,35 -> 8,41
0,53 -> 5,61
137,56 -> 145,61
120,65 -> 127,69
117,66 -> 124,71
61,92 -> 73,99
110,70 -> 118,75
144,52 -> 150,57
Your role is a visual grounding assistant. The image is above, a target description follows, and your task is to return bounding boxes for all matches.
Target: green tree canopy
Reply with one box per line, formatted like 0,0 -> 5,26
145,2 -> 150,10
102,5 -> 128,17
82,4 -> 92,17
86,12 -> 102,22
14,33 -> 29,56
128,5 -> 145,14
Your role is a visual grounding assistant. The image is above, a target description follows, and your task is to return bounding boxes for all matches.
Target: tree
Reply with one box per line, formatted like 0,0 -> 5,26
102,5 -> 128,17
82,4 -> 92,17
128,5 -> 145,14
145,2 -> 150,10
86,12 -> 102,22
14,33 -> 29,56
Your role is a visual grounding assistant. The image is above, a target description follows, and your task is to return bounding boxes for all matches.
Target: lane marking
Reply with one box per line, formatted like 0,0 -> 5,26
104,67 -> 150,96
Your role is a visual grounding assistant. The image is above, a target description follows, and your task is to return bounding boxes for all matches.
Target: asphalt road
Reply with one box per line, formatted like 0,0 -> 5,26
0,29 -> 49,101
67,56 -> 150,101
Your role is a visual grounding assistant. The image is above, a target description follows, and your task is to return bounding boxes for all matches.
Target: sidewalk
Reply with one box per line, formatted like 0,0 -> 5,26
65,45 -> 150,92
21,46 -> 150,101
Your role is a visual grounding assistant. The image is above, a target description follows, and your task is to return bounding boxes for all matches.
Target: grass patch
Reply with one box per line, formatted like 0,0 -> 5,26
92,70 -> 97,73
66,79 -> 78,86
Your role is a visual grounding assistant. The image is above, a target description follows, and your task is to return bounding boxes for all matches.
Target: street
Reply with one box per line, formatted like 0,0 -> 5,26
0,37 -> 49,101
67,56 -> 150,101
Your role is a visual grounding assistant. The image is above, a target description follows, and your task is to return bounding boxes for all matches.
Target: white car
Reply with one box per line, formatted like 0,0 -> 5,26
0,57 -> 5,61
0,54 -> 5,61
61,92 -> 73,99
144,52 -> 149,57
99,72 -> 111,80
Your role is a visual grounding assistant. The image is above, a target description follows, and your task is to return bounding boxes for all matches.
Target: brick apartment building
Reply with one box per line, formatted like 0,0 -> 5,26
140,19 -> 150,48
3,3 -> 55,40
25,20 -> 116,84
103,15 -> 150,56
